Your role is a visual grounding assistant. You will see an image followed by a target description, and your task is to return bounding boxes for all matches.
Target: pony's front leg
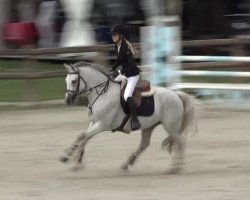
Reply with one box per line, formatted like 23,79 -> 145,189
59,132 -> 86,163
73,121 -> 104,168
60,122 -> 94,163
121,125 -> 155,170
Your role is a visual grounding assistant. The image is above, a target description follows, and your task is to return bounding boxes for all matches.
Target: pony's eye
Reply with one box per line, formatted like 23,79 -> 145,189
72,80 -> 77,84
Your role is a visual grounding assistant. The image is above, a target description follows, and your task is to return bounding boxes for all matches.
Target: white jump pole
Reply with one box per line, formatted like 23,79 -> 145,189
141,16 -> 181,86
171,83 -> 250,90
175,56 -> 250,62
176,70 -> 250,77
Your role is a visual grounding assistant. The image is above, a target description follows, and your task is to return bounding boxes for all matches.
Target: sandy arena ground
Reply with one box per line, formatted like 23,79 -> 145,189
0,105 -> 250,200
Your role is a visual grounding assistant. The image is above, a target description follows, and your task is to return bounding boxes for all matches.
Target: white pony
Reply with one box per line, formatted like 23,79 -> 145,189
60,62 -> 197,172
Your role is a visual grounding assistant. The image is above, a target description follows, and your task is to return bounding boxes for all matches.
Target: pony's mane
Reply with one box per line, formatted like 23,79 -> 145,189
73,61 -> 110,78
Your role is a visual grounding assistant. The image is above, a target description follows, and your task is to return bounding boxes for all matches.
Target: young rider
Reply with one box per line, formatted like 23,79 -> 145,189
110,25 -> 141,131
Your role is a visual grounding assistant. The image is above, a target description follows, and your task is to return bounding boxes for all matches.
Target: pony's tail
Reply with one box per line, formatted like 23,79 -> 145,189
177,91 -> 198,137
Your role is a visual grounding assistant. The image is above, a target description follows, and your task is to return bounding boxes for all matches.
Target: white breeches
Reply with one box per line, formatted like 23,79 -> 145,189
114,74 -> 139,102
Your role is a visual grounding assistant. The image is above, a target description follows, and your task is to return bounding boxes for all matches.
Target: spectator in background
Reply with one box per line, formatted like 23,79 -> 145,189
3,0 -> 38,48
35,0 -> 58,48
16,0 -> 36,22
53,0 -> 66,45
90,0 -> 145,43
59,0 -> 96,48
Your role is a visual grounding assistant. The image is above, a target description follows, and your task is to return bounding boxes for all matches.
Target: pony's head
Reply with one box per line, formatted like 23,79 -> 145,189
64,64 -> 86,105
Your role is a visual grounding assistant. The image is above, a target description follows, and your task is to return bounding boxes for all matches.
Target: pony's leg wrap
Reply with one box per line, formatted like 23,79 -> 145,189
60,122 -> 94,163
74,121 -> 104,165
59,132 -> 86,163
67,122 -> 95,157
65,132 -> 86,157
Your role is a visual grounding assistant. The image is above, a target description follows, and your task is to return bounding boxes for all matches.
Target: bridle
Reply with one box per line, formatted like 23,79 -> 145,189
66,71 -> 110,113
66,72 -> 86,100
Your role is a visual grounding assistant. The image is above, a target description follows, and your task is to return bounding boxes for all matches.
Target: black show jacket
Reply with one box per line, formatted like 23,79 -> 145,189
110,39 -> 140,77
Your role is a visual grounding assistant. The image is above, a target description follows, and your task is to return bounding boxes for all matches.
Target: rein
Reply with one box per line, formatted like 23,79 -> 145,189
84,79 -> 109,113
66,71 -> 110,113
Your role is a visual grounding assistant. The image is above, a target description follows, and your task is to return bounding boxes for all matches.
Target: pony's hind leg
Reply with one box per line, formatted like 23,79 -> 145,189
162,123 -> 185,173
161,136 -> 175,154
121,125 -> 155,170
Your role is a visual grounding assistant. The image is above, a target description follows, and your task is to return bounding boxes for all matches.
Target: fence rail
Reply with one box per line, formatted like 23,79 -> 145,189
0,44 -> 115,56
182,38 -> 250,47
0,38 -> 250,80
0,71 -> 66,80
0,38 -> 249,56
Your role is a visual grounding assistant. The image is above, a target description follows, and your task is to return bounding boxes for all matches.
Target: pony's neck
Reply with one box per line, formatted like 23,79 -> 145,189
80,67 -> 108,86
79,67 -> 114,105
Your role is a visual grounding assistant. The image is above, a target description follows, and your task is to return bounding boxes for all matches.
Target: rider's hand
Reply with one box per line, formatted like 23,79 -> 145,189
108,67 -> 113,73
112,70 -> 119,77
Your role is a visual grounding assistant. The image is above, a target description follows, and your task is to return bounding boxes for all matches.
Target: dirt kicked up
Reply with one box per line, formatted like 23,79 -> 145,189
0,106 -> 249,200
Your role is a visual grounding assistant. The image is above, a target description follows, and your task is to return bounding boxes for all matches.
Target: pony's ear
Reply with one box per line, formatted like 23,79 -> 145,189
71,64 -> 79,73
64,63 -> 79,73
64,63 -> 72,72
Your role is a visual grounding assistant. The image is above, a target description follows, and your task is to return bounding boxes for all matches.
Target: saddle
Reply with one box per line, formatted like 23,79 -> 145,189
121,80 -> 154,108
113,79 -> 155,133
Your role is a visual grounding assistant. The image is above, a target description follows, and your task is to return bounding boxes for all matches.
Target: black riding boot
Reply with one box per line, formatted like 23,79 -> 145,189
127,97 -> 140,131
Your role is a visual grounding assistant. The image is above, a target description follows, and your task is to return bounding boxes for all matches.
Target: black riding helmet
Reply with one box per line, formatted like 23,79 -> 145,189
110,25 -> 128,38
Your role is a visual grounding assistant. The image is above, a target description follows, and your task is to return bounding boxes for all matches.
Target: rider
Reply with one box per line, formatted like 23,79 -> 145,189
110,25 -> 141,131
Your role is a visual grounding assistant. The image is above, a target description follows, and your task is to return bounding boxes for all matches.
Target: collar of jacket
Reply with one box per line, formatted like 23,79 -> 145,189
115,39 -> 127,57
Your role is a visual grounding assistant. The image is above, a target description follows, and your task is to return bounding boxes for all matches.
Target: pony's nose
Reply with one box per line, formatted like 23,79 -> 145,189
65,93 -> 71,105
65,98 -> 71,105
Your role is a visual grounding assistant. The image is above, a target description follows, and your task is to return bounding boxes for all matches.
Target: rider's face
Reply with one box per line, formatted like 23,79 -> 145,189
112,34 -> 120,43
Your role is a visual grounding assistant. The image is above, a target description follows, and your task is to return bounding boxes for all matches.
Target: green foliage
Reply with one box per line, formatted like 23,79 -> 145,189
0,60 -> 65,102
0,78 -> 65,102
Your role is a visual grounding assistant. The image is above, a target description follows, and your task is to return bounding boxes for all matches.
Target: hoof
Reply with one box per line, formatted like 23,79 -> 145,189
162,137 -> 175,154
167,144 -> 174,154
167,167 -> 182,174
59,156 -> 70,163
121,163 -> 129,171
128,154 -> 137,165
70,164 -> 85,172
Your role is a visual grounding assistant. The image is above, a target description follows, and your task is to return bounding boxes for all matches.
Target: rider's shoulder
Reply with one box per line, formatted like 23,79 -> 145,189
123,43 -> 132,53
